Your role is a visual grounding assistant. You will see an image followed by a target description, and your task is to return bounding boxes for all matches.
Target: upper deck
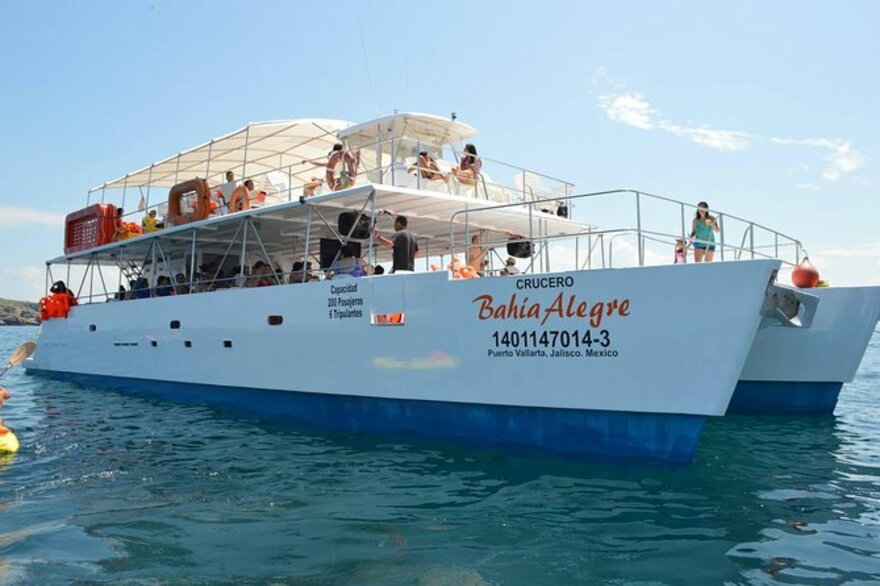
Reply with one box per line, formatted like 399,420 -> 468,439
50,112 -> 808,304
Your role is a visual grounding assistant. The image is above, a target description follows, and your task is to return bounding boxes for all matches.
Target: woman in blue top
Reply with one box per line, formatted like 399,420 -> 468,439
690,201 -> 720,262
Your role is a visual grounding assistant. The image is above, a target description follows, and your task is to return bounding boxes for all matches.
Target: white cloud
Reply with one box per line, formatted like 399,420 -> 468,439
0,206 -> 65,227
0,266 -> 46,302
794,182 -> 820,191
598,93 -> 657,130
771,138 -> 868,181
594,74 -> 753,152
593,70 -> 867,181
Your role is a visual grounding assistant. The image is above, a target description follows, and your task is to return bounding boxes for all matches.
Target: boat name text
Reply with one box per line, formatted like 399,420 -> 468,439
516,276 -> 574,290
472,292 -> 630,327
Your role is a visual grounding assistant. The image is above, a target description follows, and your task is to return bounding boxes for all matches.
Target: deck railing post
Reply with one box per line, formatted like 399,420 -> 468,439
416,140 -> 422,191
635,192 -> 643,266
774,233 -> 779,258
718,213 -> 725,261
302,205 -> 313,282
239,217 -> 249,283
190,229 -> 197,290
749,222 -> 755,259
367,190 -> 376,270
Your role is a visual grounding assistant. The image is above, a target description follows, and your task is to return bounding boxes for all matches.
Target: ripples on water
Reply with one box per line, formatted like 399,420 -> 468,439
0,327 -> 878,585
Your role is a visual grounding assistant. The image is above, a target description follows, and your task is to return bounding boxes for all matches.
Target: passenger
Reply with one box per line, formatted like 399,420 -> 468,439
216,170 -> 236,215
302,177 -> 324,197
132,277 -> 150,299
256,264 -> 275,287
174,273 -> 190,294
451,143 -> 482,185
289,261 -> 306,283
410,151 -> 448,182
690,201 -> 719,262
155,275 -> 175,297
229,179 -> 255,213
674,238 -> 688,264
467,230 -> 489,274
142,209 -> 162,233
0,387 -> 11,432
290,261 -> 316,283
332,244 -> 368,277
50,280 -> 78,307
114,208 -> 126,240
307,143 -> 361,191
373,215 -> 418,273
501,257 -> 521,276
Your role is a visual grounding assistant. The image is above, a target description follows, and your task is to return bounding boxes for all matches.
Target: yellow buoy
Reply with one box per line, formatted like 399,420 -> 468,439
0,429 -> 19,453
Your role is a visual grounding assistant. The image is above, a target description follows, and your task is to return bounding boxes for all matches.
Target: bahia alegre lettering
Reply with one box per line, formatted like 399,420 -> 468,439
472,292 -> 630,327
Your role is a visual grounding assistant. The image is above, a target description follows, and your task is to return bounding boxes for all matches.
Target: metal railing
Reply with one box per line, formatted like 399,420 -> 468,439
449,188 -> 805,274
88,133 -> 576,230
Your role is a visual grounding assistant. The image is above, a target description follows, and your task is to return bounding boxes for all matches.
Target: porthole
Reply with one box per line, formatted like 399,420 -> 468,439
223,340 -> 232,348
151,340 -> 158,347
267,315 -> 283,326
170,320 -> 181,329
184,340 -> 192,348
89,324 -> 97,332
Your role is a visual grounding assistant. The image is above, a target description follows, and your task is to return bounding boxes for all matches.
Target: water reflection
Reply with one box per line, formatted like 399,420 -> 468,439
0,327 -> 877,584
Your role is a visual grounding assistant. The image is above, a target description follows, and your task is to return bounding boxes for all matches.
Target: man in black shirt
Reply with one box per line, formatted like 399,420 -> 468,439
373,215 -> 418,273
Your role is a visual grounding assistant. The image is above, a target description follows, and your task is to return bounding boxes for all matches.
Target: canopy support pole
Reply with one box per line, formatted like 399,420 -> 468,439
145,164 -> 154,210
241,125 -> 251,182
302,205 -> 313,282
190,229 -> 197,290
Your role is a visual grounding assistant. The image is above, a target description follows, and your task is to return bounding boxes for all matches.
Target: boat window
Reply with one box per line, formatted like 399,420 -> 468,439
267,315 -> 283,326
223,340 -> 233,348
184,340 -> 192,348
170,320 -> 181,329
151,340 -> 158,347
89,324 -> 97,332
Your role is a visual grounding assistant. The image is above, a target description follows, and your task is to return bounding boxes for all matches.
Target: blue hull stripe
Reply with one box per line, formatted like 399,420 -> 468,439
27,369 -> 706,464
728,381 -> 843,415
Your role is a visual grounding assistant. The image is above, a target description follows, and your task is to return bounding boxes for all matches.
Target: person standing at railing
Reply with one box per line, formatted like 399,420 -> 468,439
215,170 -> 236,215
690,201 -> 720,262
467,231 -> 489,274
451,143 -> 482,185
373,215 -> 418,273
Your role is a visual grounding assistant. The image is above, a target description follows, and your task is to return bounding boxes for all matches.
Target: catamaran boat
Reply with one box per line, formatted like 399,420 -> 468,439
26,113 -> 879,464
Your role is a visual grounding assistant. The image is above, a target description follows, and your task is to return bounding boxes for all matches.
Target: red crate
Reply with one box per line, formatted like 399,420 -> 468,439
64,203 -> 118,254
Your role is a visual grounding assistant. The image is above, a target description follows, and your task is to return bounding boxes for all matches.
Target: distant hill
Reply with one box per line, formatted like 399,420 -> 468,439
0,298 -> 40,326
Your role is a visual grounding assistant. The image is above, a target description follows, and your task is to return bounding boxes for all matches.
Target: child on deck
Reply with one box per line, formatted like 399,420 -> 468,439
674,238 -> 689,264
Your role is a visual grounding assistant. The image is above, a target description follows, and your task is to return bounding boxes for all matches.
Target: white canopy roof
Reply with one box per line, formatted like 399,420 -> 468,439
95,119 -> 352,192
338,112 -> 478,149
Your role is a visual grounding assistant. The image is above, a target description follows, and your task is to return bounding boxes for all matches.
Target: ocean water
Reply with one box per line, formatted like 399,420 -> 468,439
0,326 -> 878,585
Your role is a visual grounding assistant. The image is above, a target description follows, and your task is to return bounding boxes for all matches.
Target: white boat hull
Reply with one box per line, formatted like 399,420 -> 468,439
30,260 -> 780,463
731,286 -> 880,414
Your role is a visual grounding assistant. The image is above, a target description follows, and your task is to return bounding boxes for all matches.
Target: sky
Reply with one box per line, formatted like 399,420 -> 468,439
1,0 -> 878,300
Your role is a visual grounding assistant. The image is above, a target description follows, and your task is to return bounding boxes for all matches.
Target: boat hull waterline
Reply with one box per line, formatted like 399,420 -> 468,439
30,260 -> 781,463
731,286 -> 880,414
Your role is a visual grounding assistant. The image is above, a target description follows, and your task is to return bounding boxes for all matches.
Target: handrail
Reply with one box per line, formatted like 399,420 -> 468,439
449,188 -> 805,269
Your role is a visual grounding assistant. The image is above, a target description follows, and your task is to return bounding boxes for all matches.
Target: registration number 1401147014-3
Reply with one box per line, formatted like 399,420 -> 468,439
491,329 -> 611,349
